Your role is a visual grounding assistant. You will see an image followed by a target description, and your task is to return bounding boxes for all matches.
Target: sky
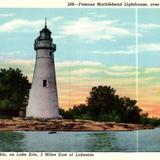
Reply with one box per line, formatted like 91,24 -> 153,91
0,8 -> 160,117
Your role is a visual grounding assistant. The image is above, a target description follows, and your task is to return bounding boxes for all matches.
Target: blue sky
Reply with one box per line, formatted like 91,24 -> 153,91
0,8 -> 160,116
138,9 -> 160,67
0,8 -> 136,65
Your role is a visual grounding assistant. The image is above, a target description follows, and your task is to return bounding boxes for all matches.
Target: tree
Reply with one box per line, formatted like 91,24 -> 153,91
87,86 -> 142,123
0,68 -> 31,117
60,85 -> 143,124
87,86 -> 118,121
140,112 -> 149,125
118,97 -> 142,123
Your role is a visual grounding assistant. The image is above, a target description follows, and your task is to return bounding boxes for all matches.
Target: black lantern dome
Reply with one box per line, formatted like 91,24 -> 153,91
34,18 -> 56,51
39,18 -> 51,40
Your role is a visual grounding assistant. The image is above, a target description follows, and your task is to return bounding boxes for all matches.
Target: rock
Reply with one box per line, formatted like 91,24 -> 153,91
0,118 -> 155,131
48,131 -> 56,134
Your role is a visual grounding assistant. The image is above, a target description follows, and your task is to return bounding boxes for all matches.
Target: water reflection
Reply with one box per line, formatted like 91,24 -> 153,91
22,131 -> 120,152
0,131 -> 121,152
85,132 -> 118,151
0,129 -> 159,152
0,131 -> 25,151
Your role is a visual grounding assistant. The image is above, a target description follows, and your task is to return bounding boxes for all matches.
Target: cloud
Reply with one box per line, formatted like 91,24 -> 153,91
55,60 -> 102,68
0,19 -> 42,32
51,16 -> 63,22
138,77 -> 158,86
66,68 -> 99,76
139,23 -> 160,30
105,66 -> 137,77
2,58 -> 160,83
90,43 -> 160,56
0,13 -> 15,17
109,66 -> 136,72
90,50 -> 134,55
138,43 -> 160,52
127,43 -> 160,53
0,51 -> 22,60
56,61 -> 137,78
6,59 -> 34,65
59,17 -> 133,41
0,50 -> 33,62
56,61 -> 160,81
105,70 -> 136,77
0,17 -> 63,32
0,59 -> 34,81
86,12 -> 109,18
144,67 -> 160,74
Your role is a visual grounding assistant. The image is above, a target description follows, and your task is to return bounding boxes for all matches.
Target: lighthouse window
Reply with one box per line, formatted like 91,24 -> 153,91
49,51 -> 52,56
43,80 -> 47,87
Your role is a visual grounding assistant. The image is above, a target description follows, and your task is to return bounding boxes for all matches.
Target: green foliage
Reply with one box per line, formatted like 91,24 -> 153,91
140,113 -> 160,126
59,104 -> 90,120
98,110 -> 121,122
60,85 -> 143,124
118,97 -> 142,123
87,86 -> 142,123
0,115 -> 12,119
140,113 -> 149,125
0,68 -> 31,117
87,86 -> 116,121
148,117 -> 160,126
59,108 -> 75,119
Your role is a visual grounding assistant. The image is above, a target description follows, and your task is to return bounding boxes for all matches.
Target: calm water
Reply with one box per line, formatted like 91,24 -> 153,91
0,128 -> 160,152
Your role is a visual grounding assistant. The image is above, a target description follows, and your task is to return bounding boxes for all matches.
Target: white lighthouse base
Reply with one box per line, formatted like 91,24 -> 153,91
26,79 -> 61,119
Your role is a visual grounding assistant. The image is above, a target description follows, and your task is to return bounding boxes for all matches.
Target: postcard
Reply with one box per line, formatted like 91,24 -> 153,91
0,0 -> 160,159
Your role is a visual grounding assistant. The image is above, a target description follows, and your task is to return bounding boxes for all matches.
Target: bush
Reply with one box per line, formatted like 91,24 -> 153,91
0,68 -> 31,117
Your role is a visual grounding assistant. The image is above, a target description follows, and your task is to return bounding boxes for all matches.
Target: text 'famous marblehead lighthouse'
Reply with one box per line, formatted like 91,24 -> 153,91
26,19 -> 61,119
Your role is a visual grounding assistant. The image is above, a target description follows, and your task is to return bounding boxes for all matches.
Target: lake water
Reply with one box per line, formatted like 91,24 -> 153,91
0,128 -> 160,152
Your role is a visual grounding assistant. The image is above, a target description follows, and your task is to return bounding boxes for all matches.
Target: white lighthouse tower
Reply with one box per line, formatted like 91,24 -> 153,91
26,19 -> 60,119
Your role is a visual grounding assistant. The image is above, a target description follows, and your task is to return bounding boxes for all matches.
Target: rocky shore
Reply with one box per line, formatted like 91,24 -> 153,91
0,118 -> 154,131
